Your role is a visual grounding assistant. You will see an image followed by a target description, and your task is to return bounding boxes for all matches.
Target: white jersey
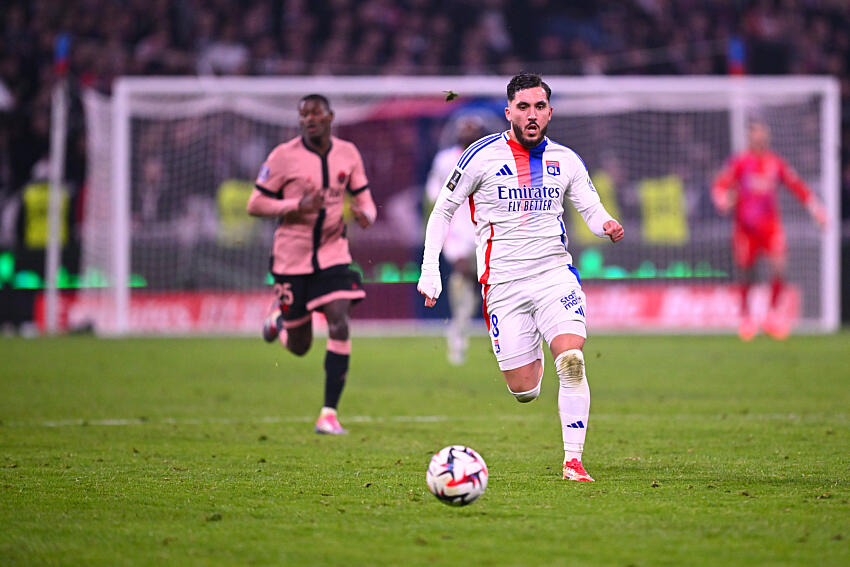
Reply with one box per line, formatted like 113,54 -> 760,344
425,145 -> 476,263
424,131 -> 614,286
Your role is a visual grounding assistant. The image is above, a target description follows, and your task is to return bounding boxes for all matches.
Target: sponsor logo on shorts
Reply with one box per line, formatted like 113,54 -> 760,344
560,290 -> 583,311
446,169 -> 462,191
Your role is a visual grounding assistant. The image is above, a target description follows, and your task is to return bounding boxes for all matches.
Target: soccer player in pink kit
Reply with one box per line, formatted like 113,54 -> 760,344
712,120 -> 826,341
418,73 -> 624,481
247,94 -> 377,435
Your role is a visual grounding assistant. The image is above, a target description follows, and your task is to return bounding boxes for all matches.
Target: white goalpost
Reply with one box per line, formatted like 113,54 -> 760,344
75,75 -> 840,335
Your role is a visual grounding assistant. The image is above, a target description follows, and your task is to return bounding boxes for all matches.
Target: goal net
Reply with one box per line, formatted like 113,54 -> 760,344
76,76 -> 840,335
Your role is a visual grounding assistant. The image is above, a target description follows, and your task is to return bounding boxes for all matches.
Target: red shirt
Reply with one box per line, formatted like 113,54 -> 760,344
712,150 -> 813,234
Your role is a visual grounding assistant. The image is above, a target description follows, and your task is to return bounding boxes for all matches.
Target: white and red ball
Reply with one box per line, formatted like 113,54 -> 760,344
426,445 -> 488,506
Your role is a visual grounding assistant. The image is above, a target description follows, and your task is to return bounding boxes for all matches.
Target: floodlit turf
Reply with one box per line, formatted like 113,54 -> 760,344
1,333 -> 849,566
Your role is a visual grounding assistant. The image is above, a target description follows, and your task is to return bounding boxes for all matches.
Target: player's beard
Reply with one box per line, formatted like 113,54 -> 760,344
512,121 -> 547,148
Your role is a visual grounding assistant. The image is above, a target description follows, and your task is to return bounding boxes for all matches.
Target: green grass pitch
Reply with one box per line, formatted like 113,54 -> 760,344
2,333 -> 849,566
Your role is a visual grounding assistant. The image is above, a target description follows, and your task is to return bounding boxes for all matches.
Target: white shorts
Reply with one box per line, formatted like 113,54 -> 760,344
482,266 -> 587,371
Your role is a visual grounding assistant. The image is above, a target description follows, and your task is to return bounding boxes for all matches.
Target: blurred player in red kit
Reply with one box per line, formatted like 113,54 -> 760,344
247,94 -> 377,434
712,120 -> 826,341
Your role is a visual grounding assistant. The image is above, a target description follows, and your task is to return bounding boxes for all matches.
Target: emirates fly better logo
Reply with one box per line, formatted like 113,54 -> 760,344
497,185 -> 561,212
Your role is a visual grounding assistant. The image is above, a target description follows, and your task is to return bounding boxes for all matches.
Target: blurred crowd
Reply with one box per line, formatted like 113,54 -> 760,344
1,0 -> 850,234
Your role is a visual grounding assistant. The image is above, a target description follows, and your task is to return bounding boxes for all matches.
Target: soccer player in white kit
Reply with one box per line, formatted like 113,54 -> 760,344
424,115 -> 488,365
418,73 -> 624,481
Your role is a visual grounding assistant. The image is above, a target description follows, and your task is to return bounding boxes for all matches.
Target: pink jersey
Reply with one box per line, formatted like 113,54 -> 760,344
255,136 -> 369,275
712,150 -> 813,233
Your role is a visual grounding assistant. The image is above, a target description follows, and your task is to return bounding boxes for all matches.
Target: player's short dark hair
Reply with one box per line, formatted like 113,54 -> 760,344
299,93 -> 332,112
507,73 -> 551,102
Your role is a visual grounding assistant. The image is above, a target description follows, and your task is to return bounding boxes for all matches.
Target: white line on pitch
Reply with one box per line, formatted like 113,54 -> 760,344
4,415 -> 462,428
3,412 -> 847,429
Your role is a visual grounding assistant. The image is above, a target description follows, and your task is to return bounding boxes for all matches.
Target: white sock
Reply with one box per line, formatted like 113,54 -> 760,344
555,349 -> 590,462
564,450 -> 583,463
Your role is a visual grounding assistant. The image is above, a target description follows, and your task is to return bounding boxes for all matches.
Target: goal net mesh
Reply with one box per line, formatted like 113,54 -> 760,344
80,78 -> 832,333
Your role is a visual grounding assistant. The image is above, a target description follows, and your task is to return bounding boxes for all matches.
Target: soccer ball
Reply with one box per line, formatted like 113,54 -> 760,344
426,445 -> 488,506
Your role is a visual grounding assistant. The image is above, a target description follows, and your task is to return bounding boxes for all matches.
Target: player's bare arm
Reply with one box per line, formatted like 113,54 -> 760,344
712,188 -> 734,215
603,219 -> 625,242
807,200 -> 827,228
296,185 -> 324,216
350,189 -> 377,228
419,291 -> 438,308
246,179 -> 324,220
246,188 -> 297,218
711,167 -> 735,215
775,154 -> 828,229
